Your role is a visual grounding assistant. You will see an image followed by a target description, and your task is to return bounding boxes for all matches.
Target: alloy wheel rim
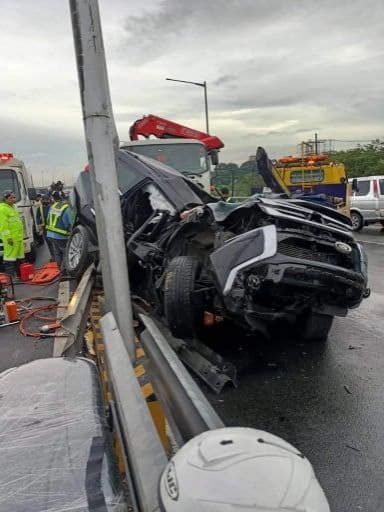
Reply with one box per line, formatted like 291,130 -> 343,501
68,232 -> 83,269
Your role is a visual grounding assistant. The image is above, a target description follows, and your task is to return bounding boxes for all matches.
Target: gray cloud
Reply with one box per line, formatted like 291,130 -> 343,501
213,75 -> 236,87
0,117 -> 86,184
1,0 -> 384,172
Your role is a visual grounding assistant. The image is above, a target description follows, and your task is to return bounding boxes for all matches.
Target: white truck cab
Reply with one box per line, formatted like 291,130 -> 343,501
121,139 -> 212,191
0,153 -> 38,261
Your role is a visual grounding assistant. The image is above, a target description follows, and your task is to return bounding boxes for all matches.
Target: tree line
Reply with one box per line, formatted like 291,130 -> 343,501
213,139 -> 384,197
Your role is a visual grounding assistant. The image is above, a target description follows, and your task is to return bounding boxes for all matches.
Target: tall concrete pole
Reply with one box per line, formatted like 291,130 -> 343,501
69,0 -> 135,360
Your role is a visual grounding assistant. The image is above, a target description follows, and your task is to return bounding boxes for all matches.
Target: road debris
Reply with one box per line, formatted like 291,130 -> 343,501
345,444 -> 361,453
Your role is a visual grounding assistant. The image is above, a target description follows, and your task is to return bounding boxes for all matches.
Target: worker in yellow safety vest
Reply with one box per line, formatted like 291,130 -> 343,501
36,194 -> 55,261
0,190 -> 25,278
46,192 -> 73,270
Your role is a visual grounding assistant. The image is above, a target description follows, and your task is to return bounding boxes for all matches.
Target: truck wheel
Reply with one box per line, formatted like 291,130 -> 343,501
301,312 -> 333,341
351,211 -> 363,231
65,225 -> 91,278
163,256 -> 203,339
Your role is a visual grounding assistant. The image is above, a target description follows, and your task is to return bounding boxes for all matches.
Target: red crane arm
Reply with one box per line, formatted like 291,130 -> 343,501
129,114 -> 224,151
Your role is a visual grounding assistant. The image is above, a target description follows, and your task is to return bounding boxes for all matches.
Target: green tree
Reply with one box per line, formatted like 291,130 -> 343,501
211,162 -> 239,193
330,139 -> 384,178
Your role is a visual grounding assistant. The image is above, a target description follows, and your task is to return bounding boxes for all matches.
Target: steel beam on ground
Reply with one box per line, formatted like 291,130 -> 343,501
69,0 -> 135,360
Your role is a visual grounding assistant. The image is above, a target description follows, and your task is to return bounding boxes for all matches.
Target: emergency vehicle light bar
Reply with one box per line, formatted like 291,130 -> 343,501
0,153 -> 13,163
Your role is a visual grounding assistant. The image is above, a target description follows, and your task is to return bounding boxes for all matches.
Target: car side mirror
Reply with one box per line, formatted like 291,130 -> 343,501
351,178 -> 358,192
28,187 -> 37,200
210,150 -> 219,166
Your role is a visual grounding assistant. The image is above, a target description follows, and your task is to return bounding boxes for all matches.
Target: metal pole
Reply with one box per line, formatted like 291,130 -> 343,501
315,132 -> 318,155
165,77 -> 210,134
69,0 -> 136,360
203,81 -> 209,134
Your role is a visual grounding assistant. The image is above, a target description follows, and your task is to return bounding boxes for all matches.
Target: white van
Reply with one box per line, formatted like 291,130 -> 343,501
349,176 -> 384,231
0,153 -> 38,261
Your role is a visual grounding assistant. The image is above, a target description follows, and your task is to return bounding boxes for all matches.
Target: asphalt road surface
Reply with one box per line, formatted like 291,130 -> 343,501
206,225 -> 384,512
1,228 -> 383,511
0,244 -> 59,372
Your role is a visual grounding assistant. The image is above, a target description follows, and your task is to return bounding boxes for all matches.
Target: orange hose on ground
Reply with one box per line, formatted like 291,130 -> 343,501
19,304 -> 67,338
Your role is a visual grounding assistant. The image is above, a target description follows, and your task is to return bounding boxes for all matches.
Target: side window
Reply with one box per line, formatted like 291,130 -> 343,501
379,179 -> 384,196
355,180 -> 370,196
19,172 -> 27,197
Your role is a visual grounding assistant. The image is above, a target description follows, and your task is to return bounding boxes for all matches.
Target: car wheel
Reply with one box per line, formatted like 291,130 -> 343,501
65,225 -> 91,278
301,312 -> 333,341
380,221 -> 384,227
163,256 -> 203,339
351,211 -> 363,231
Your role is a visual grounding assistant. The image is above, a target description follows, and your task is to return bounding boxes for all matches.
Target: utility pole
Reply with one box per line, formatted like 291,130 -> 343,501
69,0 -> 135,360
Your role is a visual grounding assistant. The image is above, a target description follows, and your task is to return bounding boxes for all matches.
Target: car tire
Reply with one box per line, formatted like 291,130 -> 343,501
163,256 -> 203,339
65,225 -> 91,278
380,221 -> 384,228
301,312 -> 333,341
351,211 -> 363,231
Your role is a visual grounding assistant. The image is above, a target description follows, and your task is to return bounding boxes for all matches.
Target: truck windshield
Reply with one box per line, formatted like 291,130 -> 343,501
0,170 -> 21,201
126,143 -> 208,175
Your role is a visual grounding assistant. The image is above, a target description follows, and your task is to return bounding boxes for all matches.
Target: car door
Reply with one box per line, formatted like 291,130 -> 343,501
352,179 -> 376,220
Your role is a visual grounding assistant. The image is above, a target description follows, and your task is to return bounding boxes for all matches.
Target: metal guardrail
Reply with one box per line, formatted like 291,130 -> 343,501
99,310 -> 226,510
61,264 -> 95,338
100,312 -> 167,512
139,314 -> 224,445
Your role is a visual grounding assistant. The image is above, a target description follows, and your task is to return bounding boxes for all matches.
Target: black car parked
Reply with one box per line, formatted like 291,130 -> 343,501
66,148 -> 369,340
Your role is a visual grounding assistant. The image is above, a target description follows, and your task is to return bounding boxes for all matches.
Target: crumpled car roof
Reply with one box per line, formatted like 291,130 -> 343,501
73,149 -> 213,213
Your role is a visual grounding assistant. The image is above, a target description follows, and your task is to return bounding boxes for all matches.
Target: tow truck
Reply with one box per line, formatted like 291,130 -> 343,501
0,153 -> 38,262
274,151 -> 350,215
121,114 -> 224,191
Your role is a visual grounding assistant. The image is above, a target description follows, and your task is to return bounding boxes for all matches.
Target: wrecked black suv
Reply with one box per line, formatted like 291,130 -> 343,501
66,147 -> 369,340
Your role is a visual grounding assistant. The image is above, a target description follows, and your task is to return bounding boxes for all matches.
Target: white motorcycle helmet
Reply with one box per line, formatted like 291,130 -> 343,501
160,427 -> 330,511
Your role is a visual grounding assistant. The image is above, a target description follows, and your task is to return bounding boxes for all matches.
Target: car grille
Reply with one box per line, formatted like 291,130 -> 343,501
278,239 -> 353,269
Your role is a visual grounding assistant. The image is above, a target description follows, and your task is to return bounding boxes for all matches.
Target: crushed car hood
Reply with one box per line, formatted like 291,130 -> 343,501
205,196 -> 353,235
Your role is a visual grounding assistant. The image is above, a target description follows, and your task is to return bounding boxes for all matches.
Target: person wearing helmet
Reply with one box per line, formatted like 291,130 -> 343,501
0,190 -> 25,279
159,427 -> 330,511
46,191 -> 73,270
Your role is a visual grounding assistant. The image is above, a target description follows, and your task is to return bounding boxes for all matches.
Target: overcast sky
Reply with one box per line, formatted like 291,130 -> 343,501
0,0 -> 383,184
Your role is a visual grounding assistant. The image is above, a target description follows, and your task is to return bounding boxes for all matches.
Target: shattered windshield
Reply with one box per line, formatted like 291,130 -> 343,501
123,143 -> 208,175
